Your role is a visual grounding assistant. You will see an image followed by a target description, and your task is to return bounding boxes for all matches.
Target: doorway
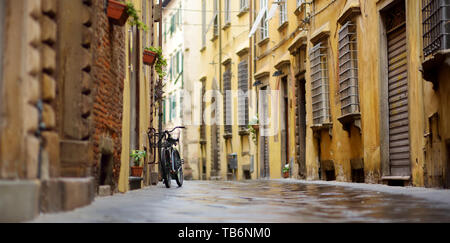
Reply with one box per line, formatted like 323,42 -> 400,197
296,78 -> 307,178
129,26 -> 140,171
446,140 -> 450,188
382,1 -> 411,177
99,153 -> 113,186
260,86 -> 270,179
281,76 -> 289,174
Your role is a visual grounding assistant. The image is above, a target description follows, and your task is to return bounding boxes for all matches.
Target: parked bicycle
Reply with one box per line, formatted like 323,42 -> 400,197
148,126 -> 185,188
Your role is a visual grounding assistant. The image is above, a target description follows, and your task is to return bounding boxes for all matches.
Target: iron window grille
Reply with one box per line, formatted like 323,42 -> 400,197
279,1 -> 288,26
422,0 -> 450,57
240,0 -> 249,11
310,41 -> 330,125
225,0 -> 231,24
260,0 -> 269,41
338,21 -> 360,117
238,61 -> 249,129
224,69 -> 233,134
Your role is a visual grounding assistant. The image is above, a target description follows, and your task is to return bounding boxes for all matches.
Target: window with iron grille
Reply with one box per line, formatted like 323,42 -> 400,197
260,0 -> 269,41
238,61 -> 249,128
202,0 -> 206,48
310,41 -> 330,125
225,0 -> 231,24
213,0 -> 219,38
279,0 -> 288,26
240,0 -> 249,11
224,68 -> 232,134
422,0 -> 450,57
338,21 -> 360,117
201,81 -> 206,141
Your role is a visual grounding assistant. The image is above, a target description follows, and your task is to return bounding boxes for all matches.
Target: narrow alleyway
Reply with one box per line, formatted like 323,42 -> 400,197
32,180 -> 450,223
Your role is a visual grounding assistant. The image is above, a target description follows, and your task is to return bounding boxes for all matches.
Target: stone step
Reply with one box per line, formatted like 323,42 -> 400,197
40,177 -> 95,213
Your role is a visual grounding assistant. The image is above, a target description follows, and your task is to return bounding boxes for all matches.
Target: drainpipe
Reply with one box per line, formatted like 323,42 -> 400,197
158,0 -> 163,170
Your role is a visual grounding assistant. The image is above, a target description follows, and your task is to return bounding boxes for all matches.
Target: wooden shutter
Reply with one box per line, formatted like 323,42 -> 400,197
387,20 -> 411,176
310,41 -> 330,125
238,61 -> 249,128
338,21 -> 359,116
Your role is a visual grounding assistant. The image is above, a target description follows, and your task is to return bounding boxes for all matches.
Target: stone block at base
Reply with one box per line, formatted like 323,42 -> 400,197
0,180 -> 40,223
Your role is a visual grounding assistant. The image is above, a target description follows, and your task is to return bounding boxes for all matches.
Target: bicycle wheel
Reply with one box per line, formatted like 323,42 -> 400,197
161,149 -> 171,188
172,150 -> 183,187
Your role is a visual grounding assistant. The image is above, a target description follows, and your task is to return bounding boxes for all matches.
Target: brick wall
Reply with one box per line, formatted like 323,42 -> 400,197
91,0 -> 126,192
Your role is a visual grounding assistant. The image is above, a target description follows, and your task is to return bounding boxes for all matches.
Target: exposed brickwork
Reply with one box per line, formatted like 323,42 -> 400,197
91,0 -> 125,192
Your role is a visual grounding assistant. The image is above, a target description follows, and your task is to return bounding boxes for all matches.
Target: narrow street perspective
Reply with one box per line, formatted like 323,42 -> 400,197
1,0 -> 450,224
31,180 -> 450,223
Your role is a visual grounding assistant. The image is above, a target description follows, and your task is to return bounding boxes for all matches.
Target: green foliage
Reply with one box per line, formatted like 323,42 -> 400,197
126,2 -> 149,32
145,46 -> 168,80
130,150 -> 147,167
282,164 -> 290,173
248,116 -> 259,144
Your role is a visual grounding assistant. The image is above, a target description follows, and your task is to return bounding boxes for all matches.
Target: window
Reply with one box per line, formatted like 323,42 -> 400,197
297,0 -> 305,8
422,0 -> 450,57
202,0 -> 206,48
223,66 -> 232,134
213,0 -> 219,38
225,0 -> 231,24
338,21 -> 360,117
279,0 -> 288,26
310,41 -> 330,125
238,61 -> 249,128
240,0 -> 249,11
260,0 -> 269,41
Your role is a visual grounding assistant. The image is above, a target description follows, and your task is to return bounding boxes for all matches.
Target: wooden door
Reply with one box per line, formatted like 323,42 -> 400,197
386,4 -> 411,177
296,78 -> 307,178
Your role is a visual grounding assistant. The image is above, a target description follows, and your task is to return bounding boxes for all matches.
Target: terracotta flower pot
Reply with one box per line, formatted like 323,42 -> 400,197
252,125 -> 260,131
143,50 -> 157,66
283,171 -> 290,178
107,0 -> 130,26
131,166 -> 143,177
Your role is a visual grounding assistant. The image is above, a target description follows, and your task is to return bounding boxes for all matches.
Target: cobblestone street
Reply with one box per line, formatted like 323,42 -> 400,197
31,180 -> 450,223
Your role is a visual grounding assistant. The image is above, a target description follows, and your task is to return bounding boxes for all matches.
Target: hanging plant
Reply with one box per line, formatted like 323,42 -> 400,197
125,1 -> 149,31
144,46 -> 167,80
106,0 -> 130,26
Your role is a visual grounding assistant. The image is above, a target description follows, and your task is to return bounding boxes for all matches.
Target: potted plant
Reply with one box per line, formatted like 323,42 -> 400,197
107,0 -> 148,31
144,46 -> 167,80
130,149 -> 147,177
143,46 -> 159,66
248,116 -> 259,144
282,164 -> 290,178
107,0 -> 129,26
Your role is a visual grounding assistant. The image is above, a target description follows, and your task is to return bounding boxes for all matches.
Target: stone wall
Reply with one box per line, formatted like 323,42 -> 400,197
91,0 -> 125,193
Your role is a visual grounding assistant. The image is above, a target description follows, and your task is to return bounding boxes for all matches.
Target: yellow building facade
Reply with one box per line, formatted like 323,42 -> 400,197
118,0 -> 157,192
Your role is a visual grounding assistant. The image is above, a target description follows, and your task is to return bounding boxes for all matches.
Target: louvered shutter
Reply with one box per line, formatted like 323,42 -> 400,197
387,22 -> 411,176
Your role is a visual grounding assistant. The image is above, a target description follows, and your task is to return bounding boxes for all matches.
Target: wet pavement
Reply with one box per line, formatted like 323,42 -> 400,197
32,180 -> 450,223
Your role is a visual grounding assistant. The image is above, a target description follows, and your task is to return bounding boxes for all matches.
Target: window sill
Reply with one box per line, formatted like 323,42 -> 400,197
237,8 -> 249,17
338,112 -> 361,133
258,37 -> 270,47
223,133 -> 233,140
311,122 -> 333,137
222,22 -> 231,30
210,35 -> 218,42
239,128 -> 250,136
422,50 -> 450,90
294,5 -> 304,16
278,21 -> 288,32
